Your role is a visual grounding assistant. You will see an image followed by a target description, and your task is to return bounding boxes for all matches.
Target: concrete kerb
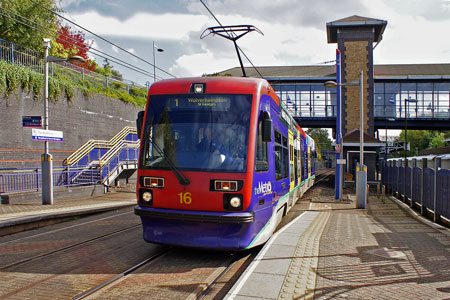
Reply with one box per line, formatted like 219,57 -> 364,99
0,202 -> 136,236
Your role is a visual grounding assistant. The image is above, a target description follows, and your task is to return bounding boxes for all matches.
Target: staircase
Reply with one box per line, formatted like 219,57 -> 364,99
64,127 -> 140,188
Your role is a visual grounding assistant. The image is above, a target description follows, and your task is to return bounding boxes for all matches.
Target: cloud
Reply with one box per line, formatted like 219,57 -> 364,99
169,13 -> 336,77
381,0 -> 450,22
65,11 -> 209,41
186,0 -> 368,29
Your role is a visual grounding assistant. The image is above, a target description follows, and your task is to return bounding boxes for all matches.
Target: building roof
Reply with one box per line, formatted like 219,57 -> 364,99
218,63 -> 450,80
343,129 -> 380,143
326,15 -> 387,43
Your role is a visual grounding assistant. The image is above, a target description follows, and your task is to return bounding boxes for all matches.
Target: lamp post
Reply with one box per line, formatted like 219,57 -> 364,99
324,77 -> 360,201
153,41 -> 164,82
42,38 -> 85,205
325,71 -> 365,207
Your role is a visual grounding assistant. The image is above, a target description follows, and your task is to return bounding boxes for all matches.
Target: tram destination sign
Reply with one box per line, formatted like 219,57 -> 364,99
22,116 -> 42,127
32,129 -> 63,142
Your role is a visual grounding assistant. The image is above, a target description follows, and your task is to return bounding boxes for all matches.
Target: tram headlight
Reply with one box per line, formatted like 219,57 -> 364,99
229,197 -> 241,208
139,189 -> 153,206
223,194 -> 243,211
142,192 -> 152,202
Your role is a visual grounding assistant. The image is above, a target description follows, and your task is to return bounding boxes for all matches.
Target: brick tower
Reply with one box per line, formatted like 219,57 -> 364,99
327,15 -> 387,136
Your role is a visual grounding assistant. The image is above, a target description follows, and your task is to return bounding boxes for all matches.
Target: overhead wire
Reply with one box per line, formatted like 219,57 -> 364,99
27,0 -> 176,78
0,7 -> 163,80
199,0 -> 264,78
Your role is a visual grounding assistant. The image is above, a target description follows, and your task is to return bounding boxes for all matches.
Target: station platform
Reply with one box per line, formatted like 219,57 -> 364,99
0,189 -> 136,236
227,194 -> 450,300
1,188 -> 450,299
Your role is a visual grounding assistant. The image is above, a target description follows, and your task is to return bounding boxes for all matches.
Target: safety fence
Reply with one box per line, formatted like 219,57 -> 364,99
0,127 -> 140,195
382,159 -> 450,223
0,166 -> 100,194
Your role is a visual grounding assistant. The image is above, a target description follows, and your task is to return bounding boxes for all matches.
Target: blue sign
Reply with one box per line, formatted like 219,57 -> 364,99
23,116 -> 42,127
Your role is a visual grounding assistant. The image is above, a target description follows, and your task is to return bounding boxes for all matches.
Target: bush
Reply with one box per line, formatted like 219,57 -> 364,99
0,61 -> 146,107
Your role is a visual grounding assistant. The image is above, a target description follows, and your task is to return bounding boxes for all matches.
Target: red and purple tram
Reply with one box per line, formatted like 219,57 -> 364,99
135,76 -> 316,250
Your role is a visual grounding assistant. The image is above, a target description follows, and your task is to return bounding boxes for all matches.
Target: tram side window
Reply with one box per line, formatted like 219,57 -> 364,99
300,141 -> 305,179
289,144 -> 295,180
282,136 -> 289,179
275,131 -> 289,180
294,147 -> 298,181
255,116 -> 269,172
308,149 -> 311,174
275,131 -> 283,180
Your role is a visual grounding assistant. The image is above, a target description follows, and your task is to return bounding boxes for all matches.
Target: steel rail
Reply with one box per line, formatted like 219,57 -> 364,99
72,248 -> 172,300
0,223 -> 141,271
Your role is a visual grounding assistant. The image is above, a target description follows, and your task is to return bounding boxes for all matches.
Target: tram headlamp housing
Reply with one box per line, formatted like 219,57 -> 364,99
191,83 -> 206,94
223,194 -> 243,211
142,176 -> 164,188
139,189 -> 153,206
214,180 -> 238,192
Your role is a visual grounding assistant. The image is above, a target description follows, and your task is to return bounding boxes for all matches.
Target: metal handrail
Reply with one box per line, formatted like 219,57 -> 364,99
99,140 -> 140,167
64,126 -> 137,166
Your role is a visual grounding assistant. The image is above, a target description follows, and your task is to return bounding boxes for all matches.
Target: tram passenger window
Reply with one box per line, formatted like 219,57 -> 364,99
294,147 -> 298,180
282,136 -> 289,179
300,142 -> 305,179
275,131 -> 282,180
256,116 -> 269,172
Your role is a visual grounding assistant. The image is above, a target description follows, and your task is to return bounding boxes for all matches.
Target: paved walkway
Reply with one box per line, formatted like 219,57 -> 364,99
228,194 -> 450,300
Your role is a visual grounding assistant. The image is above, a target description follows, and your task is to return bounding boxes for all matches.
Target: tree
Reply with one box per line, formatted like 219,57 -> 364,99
52,24 -> 97,71
306,128 -> 333,161
395,130 -> 448,156
0,0 -> 60,56
95,58 -> 123,80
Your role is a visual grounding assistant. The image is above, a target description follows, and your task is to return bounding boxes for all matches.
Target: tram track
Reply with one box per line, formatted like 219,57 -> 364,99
72,248 -> 172,300
0,224 -> 141,271
314,169 -> 334,185
69,247 -> 257,300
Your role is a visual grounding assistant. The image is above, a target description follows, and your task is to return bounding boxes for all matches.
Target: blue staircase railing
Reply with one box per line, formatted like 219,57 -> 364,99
0,127 -> 140,195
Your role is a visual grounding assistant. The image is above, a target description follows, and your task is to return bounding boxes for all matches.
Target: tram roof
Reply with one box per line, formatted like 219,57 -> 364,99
149,76 -> 274,95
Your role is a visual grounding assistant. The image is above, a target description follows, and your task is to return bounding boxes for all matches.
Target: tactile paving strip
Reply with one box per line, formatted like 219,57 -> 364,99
278,211 -> 330,300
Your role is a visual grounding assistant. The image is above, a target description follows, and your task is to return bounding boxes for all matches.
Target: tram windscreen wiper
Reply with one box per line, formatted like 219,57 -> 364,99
148,137 -> 190,186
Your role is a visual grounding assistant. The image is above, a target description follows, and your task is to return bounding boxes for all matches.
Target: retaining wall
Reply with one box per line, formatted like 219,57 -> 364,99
0,88 -> 142,169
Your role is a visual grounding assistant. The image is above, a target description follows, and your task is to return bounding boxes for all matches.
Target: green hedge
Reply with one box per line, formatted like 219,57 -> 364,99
0,61 -> 147,107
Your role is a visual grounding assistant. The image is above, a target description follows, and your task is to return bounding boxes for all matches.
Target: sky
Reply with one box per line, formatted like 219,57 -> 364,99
60,0 -> 450,86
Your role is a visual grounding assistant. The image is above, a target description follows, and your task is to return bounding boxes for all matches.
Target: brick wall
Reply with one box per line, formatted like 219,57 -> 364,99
343,40 -> 370,135
0,89 -> 142,168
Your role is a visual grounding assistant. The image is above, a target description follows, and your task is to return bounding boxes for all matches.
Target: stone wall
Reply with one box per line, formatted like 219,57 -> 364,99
0,88 -> 142,169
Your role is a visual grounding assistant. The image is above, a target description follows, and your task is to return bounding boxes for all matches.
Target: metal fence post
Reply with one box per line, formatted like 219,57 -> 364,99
36,168 -> 39,191
434,157 -> 441,223
421,158 -> 427,216
411,158 -> 416,208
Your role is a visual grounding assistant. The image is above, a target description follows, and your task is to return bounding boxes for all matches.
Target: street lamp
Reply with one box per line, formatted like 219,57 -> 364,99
42,38 -> 85,205
153,41 -> 164,82
325,71 -> 365,207
324,77 -> 360,202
